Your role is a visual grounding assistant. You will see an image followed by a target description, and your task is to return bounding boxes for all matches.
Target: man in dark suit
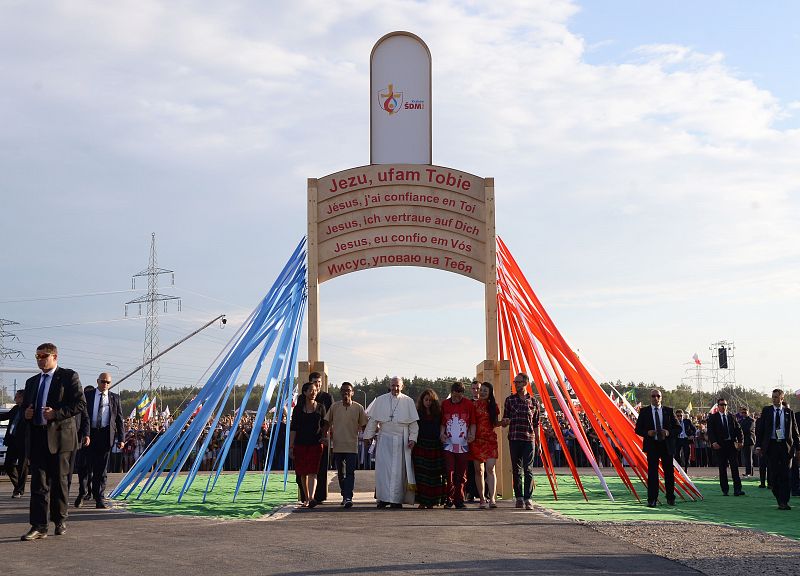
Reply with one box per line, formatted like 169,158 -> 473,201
755,389 -> 800,510
755,412 -> 769,488
71,386 -> 92,504
20,343 -> 85,540
84,372 -> 124,508
706,398 -> 745,496
674,409 -> 696,470
738,406 -> 756,477
0,390 -> 29,497
635,389 -> 680,507
790,406 -> 800,497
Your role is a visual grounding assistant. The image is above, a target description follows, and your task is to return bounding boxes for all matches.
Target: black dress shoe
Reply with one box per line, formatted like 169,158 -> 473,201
778,503 -> 792,510
74,496 -> 83,508
646,501 -> 657,508
666,498 -> 676,506
11,491 -> 22,499
390,503 -> 403,509
376,501 -> 388,509
54,523 -> 67,536
722,492 -> 729,496
734,491 -> 746,496
96,501 -> 108,509
21,527 -> 47,541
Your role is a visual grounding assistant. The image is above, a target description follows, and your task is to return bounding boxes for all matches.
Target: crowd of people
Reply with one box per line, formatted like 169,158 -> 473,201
5,341 -> 799,541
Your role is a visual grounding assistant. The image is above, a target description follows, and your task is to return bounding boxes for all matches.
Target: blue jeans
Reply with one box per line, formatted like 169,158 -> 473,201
334,452 -> 358,499
509,440 -> 535,500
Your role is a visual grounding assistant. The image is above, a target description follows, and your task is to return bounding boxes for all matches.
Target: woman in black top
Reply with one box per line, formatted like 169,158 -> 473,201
289,382 -> 329,508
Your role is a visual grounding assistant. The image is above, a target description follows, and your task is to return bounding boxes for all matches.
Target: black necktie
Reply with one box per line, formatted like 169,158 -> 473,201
722,414 -> 729,440
96,394 -> 104,428
774,408 -> 781,439
654,408 -> 662,439
35,374 -> 48,425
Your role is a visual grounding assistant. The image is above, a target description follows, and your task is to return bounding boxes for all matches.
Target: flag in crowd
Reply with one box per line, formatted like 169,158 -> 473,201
624,388 -> 637,403
141,397 -> 157,422
161,405 -> 171,419
686,401 -> 693,414
692,352 -> 701,365
135,393 -> 150,417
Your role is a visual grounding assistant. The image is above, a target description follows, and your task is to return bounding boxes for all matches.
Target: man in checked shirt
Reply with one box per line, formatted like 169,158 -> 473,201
501,372 -> 540,510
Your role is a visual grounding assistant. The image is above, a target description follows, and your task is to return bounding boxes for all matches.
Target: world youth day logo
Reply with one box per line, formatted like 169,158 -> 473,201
378,83 -> 404,115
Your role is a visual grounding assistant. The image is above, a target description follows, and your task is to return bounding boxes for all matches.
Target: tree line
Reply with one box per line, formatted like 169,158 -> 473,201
118,376 -> 775,418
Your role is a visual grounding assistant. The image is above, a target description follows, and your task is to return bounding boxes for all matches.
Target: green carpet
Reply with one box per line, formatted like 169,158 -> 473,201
533,474 -> 800,540
118,472 -> 298,519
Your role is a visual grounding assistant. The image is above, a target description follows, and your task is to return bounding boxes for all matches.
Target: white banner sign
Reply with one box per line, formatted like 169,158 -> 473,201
370,32 -> 432,165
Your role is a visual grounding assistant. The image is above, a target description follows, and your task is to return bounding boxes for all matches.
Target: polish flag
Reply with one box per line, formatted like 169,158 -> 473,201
692,353 -> 701,365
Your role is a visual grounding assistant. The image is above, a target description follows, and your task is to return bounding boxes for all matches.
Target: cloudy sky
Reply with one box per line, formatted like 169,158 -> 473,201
1,1 -> 798,401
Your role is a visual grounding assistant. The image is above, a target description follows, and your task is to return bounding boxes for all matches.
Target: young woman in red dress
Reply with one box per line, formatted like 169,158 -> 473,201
470,382 -> 501,508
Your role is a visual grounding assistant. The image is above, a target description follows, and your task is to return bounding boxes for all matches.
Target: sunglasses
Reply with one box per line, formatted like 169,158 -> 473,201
513,380 -> 525,384
651,394 -> 661,398
35,353 -> 53,360
718,403 -> 727,406
98,380 -> 112,384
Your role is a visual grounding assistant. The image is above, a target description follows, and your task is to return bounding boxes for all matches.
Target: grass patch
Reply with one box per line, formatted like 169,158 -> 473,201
533,474 -> 800,540
117,472 -> 297,519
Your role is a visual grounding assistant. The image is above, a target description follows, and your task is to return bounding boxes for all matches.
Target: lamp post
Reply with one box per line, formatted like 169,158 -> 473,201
359,389 -> 367,408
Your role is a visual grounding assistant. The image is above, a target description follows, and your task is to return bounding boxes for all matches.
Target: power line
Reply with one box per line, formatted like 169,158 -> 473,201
0,289 -> 136,304
12,315 -> 149,331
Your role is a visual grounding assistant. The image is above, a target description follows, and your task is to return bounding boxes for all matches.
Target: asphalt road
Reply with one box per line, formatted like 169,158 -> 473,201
1,472 -> 698,576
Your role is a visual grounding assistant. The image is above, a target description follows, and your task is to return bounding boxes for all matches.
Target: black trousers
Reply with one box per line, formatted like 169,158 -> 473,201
766,440 -> 792,505
89,427 -> 112,502
509,440 -> 535,500
740,445 -> 754,476
3,441 -> 28,494
675,439 -> 691,469
75,446 -> 93,498
29,427 -> 70,528
715,441 -> 741,494
646,442 -> 674,504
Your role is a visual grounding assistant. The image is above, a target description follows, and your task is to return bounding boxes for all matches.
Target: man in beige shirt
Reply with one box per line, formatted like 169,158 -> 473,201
325,382 -> 368,508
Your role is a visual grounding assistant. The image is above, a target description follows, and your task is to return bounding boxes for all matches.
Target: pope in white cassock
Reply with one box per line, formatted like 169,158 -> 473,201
364,376 -> 419,507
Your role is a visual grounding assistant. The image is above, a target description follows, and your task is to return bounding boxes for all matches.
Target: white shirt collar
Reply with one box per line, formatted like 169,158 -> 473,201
41,365 -> 57,377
